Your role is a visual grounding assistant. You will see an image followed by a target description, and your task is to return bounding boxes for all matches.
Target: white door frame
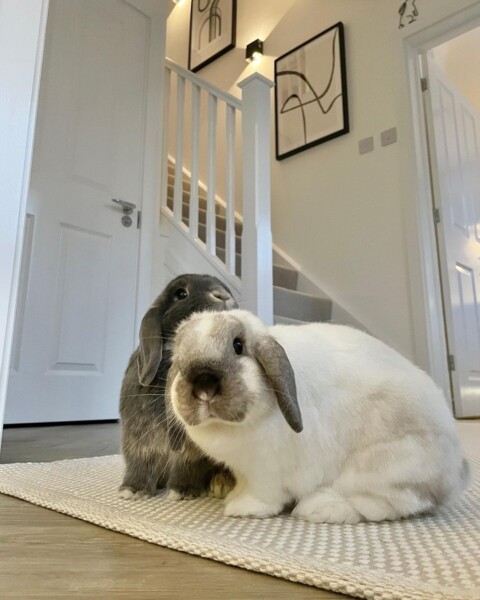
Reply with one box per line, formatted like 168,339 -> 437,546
404,3 -> 480,410
0,0 -> 169,448
127,0 -> 169,331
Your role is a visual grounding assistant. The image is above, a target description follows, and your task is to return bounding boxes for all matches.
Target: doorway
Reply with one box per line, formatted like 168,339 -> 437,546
413,24 -> 480,418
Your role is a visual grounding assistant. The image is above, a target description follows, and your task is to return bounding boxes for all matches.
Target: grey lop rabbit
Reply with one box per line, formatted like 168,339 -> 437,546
118,274 -> 237,500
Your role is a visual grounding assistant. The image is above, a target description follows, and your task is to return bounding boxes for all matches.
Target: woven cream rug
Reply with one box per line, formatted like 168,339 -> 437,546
0,450 -> 479,600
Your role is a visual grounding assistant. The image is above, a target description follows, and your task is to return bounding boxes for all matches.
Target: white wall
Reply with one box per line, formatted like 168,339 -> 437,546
166,0 -> 480,363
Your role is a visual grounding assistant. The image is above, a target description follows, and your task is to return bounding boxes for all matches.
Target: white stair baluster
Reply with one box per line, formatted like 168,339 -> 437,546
238,73 -> 275,324
173,74 -> 185,222
161,65 -> 171,210
161,60 -> 274,310
206,93 -> 217,256
189,83 -> 200,239
225,103 -> 236,276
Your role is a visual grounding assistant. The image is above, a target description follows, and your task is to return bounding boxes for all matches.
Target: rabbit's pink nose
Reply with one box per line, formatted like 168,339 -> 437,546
192,372 -> 219,402
211,289 -> 230,301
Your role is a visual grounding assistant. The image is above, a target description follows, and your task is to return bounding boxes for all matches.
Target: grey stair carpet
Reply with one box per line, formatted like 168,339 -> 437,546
274,286 -> 332,322
274,315 -> 312,326
272,264 -> 299,291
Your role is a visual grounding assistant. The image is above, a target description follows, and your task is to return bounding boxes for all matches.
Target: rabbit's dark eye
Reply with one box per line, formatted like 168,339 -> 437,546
174,288 -> 188,301
233,338 -> 243,355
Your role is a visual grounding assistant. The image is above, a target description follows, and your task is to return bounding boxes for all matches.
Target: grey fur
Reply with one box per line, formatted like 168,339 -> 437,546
166,314 -> 256,430
253,337 -> 302,433
119,274 -> 236,498
166,311 -> 302,433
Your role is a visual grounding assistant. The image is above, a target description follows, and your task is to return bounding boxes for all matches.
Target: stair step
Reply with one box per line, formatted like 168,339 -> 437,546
272,264 -> 298,291
167,209 -> 242,254
167,184 -> 207,207
198,208 -> 242,235
167,185 -> 227,217
167,163 -> 222,202
167,195 -> 211,219
167,194 -> 242,235
197,223 -> 242,254
168,172 -> 200,191
215,248 -> 242,277
273,315 -> 308,326
177,203 -> 242,235
273,286 -> 332,322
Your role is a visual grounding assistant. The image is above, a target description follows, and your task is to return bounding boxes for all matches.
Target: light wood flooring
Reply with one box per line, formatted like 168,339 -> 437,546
0,423 -> 346,599
1,421 -> 477,599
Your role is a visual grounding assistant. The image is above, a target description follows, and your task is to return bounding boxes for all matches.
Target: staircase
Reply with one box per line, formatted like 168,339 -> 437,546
161,58 -> 335,326
166,160 -> 332,325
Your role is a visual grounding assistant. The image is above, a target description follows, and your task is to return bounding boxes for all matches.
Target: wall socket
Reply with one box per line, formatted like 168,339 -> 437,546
381,127 -> 397,147
359,136 -> 374,154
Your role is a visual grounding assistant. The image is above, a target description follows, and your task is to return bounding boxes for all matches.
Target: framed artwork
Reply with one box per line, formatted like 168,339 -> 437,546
274,22 -> 349,160
188,0 -> 237,73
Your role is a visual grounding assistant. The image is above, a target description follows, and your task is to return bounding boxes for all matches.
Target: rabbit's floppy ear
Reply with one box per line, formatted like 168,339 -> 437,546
253,336 -> 303,433
137,304 -> 163,386
166,365 -> 187,452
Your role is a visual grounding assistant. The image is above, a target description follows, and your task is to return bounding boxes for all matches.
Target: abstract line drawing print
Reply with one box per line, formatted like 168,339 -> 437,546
189,0 -> 236,73
274,23 -> 349,160
277,28 -> 342,147
196,0 -> 222,51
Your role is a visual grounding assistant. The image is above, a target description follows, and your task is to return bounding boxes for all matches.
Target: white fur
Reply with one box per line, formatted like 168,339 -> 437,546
165,489 -> 183,501
118,488 -> 136,500
170,310 -> 469,524
118,488 -> 150,501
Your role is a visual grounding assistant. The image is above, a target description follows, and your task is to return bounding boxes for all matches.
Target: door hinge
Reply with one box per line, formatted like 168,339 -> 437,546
448,354 -> 455,372
433,207 -> 440,224
137,210 -> 141,229
420,77 -> 428,92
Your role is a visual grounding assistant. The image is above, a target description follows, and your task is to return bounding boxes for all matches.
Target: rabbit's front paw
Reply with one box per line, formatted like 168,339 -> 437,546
118,486 -> 155,501
209,469 -> 236,499
293,488 -> 362,524
224,492 -> 282,518
165,486 -> 207,501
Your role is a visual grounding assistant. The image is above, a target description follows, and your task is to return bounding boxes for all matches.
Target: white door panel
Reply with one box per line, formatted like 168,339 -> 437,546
425,56 -> 480,417
6,0 -> 149,423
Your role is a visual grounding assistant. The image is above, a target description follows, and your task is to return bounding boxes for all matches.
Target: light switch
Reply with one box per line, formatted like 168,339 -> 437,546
381,127 -> 397,146
359,136 -> 374,154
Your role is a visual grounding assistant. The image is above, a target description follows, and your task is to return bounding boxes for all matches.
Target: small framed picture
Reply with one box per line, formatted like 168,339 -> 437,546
188,0 -> 237,73
274,22 -> 349,160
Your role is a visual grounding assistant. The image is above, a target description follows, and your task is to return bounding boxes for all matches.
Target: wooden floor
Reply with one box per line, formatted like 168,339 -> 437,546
0,423 -> 345,599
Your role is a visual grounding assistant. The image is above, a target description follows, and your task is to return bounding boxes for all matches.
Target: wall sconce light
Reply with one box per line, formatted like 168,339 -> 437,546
246,39 -> 264,63
172,0 -> 186,5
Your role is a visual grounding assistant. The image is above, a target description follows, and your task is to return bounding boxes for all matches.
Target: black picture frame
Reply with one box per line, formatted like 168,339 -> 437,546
274,22 -> 349,160
188,0 -> 237,73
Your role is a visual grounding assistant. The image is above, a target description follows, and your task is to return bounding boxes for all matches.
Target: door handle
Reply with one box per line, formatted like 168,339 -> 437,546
112,198 -> 136,215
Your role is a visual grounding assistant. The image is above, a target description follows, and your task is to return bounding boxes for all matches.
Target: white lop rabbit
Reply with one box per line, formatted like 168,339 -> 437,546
166,309 -> 470,524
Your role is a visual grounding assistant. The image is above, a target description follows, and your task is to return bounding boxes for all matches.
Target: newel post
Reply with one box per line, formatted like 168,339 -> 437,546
237,73 -> 274,325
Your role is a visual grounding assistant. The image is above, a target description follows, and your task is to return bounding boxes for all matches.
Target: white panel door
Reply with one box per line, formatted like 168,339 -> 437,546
5,0 -> 149,423
425,55 -> 480,417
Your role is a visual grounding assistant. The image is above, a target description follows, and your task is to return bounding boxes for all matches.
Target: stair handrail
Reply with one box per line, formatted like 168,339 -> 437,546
162,58 -> 274,325
165,58 -> 241,110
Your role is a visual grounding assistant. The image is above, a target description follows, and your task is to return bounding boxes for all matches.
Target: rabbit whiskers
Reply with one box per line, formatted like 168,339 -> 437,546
121,412 -> 169,455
